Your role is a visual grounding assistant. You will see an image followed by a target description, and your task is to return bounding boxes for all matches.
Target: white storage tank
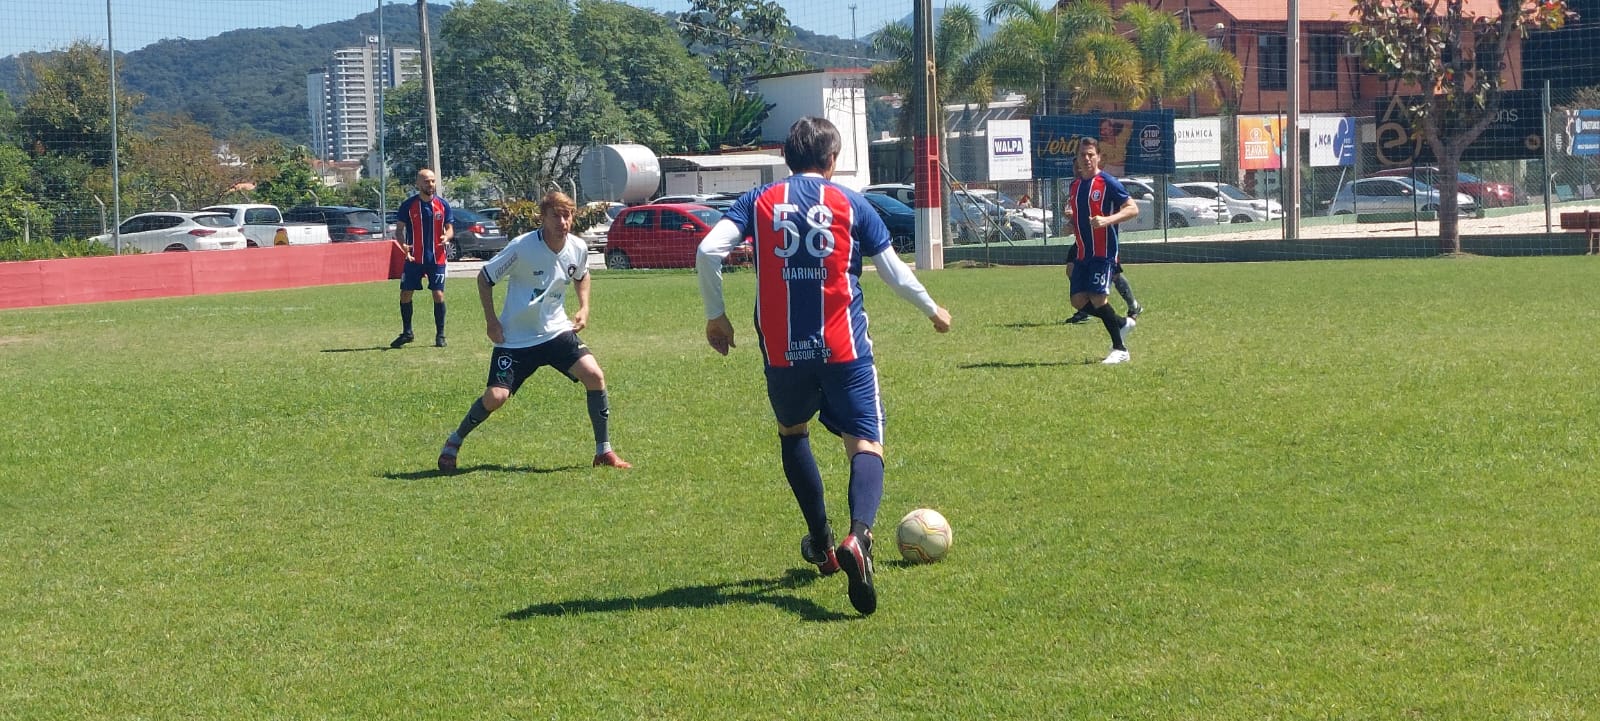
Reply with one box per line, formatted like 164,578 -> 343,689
580,144 -> 661,204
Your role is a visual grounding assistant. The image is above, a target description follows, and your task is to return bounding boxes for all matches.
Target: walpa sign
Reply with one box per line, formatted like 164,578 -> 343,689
987,119 -> 1032,180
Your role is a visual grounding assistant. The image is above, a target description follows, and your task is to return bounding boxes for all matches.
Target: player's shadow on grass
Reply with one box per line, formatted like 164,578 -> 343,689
960,360 -> 1083,369
382,463 -> 584,480
1000,320 -> 1069,329
502,568 -> 851,622
320,346 -> 396,353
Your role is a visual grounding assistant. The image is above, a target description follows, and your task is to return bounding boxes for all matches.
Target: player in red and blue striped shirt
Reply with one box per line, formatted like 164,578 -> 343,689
697,117 -> 951,616
391,168 -> 454,348
1065,138 -> 1140,364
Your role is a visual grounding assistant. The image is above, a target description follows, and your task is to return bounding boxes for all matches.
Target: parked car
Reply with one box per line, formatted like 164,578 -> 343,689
1117,178 -> 1226,230
577,201 -> 625,251
1173,182 -> 1284,224
965,188 -> 1050,238
862,192 -> 916,252
653,193 -> 721,205
283,205 -> 386,242
1366,166 -> 1525,208
863,183 -> 915,206
89,211 -> 249,253
1328,177 -> 1478,217
199,204 -> 332,248
604,203 -> 752,269
445,207 -> 508,261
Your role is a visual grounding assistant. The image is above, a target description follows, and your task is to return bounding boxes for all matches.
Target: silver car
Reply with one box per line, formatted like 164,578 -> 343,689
1329,177 -> 1477,217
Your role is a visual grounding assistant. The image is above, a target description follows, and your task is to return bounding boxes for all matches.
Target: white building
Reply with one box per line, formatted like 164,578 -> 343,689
756,68 -> 871,189
307,36 -> 422,163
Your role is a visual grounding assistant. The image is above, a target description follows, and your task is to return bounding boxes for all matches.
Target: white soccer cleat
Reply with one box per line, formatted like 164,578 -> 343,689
1102,349 -> 1131,364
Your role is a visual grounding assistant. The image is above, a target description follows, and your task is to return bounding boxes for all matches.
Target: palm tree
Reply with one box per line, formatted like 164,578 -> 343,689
868,4 -> 988,140
1115,3 -> 1241,112
979,0 -> 1143,114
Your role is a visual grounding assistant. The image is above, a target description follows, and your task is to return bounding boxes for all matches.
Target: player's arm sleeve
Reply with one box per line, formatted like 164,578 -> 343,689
481,236 -> 518,285
869,249 -> 939,317
696,218 -> 745,320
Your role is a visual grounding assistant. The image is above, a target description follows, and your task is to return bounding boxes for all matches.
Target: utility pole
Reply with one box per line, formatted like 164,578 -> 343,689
417,0 -> 442,177
107,0 -> 122,254
911,0 -> 944,268
849,4 -> 858,46
377,0 -> 387,228
1284,0 -> 1301,240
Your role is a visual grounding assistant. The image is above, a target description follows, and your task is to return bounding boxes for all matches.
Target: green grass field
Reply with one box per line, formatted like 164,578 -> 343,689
3,256 -> 1597,719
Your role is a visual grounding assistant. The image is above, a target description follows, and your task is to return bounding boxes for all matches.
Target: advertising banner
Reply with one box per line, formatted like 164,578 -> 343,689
1031,110 -> 1175,179
1174,117 -> 1222,165
1238,116 -> 1284,170
986,119 -> 1033,180
1559,109 -> 1600,156
1373,90 -> 1546,166
1307,116 -> 1357,167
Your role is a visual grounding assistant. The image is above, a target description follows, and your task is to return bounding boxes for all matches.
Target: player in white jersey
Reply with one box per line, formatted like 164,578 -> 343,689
436,191 -> 632,472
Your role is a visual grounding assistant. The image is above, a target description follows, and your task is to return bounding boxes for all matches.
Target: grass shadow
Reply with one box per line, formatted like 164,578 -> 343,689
321,346 -> 396,353
503,568 -> 852,622
959,360 -> 1084,370
999,320 -> 1070,329
382,463 -> 585,480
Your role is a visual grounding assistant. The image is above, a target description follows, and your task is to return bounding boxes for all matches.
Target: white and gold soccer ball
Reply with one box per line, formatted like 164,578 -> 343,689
896,508 -> 953,564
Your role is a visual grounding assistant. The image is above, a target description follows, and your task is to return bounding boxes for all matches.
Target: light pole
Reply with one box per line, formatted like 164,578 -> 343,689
849,4 -> 857,46
107,0 -> 122,254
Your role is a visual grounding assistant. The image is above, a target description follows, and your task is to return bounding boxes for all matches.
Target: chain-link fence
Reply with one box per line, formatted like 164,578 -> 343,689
3,0 -> 1595,263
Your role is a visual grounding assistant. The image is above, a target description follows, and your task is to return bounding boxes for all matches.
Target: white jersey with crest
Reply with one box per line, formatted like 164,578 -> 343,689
481,229 -> 589,349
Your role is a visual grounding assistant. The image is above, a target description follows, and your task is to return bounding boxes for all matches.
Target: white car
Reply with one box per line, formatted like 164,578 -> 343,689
863,183 -> 915,206
578,201 -> 626,250
1117,178 -> 1226,230
1174,182 -> 1284,224
90,211 -> 249,253
965,188 -> 1052,238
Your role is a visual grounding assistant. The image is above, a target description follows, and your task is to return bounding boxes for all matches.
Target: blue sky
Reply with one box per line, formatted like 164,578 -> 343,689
2,0 -> 909,57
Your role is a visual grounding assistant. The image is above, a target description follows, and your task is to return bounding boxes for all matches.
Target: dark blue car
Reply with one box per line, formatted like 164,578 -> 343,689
863,192 -> 915,253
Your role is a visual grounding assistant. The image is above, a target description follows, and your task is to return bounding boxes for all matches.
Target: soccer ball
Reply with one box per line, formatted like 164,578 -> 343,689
896,508 -> 953,564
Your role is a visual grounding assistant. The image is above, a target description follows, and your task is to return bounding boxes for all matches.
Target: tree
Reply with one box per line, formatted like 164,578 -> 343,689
691,93 -> 777,151
125,114 -> 250,209
978,0 -> 1143,114
15,41 -> 141,164
249,143 -> 324,209
679,0 -> 804,99
1351,0 -> 1572,252
421,0 -> 631,195
574,0 -> 722,152
869,4 -> 989,138
1114,3 -> 1241,113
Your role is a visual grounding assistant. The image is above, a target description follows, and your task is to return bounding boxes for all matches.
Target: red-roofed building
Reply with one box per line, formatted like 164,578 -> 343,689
1107,0 -> 1524,116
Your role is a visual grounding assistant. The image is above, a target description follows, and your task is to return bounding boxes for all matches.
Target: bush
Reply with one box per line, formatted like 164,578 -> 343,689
0,238 -> 121,262
499,199 -> 541,238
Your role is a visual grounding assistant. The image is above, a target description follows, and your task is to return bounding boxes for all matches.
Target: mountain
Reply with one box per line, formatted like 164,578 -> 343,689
0,3 -> 878,145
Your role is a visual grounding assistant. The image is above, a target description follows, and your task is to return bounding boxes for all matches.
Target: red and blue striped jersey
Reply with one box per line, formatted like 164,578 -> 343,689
1067,172 -> 1131,262
723,175 -> 894,368
398,194 -> 453,265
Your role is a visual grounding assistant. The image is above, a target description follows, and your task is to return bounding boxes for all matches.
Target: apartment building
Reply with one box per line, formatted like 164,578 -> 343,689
307,36 -> 422,162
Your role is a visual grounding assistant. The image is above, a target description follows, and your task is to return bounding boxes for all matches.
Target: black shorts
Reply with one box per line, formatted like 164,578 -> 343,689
486,331 -> 592,393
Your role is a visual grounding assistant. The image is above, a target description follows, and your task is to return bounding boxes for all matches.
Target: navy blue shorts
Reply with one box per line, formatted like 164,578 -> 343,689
487,331 -> 591,393
764,357 -> 884,442
1069,258 -> 1114,296
401,262 -> 446,291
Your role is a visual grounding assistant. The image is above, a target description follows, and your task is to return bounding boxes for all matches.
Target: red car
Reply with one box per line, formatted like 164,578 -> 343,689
1368,166 -> 1525,208
604,203 -> 752,269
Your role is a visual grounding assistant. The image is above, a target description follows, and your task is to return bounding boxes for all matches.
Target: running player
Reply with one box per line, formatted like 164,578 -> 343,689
695,117 -> 952,616
1064,137 -> 1139,364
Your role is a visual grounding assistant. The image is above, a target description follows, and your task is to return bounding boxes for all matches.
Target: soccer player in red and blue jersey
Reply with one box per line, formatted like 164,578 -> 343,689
392,168 -> 454,348
696,117 -> 952,616
1065,138 -> 1139,364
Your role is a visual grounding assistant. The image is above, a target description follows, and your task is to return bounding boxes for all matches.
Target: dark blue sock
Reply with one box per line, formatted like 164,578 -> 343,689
434,301 -> 446,334
848,451 -> 885,529
452,398 -> 490,441
400,301 -> 414,334
780,434 -> 830,542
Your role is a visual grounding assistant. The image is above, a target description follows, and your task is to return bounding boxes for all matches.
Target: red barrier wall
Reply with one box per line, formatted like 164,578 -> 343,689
0,242 -> 404,310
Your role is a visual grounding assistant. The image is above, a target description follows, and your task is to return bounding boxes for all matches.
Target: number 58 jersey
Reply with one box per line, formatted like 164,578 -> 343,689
723,175 -> 895,368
